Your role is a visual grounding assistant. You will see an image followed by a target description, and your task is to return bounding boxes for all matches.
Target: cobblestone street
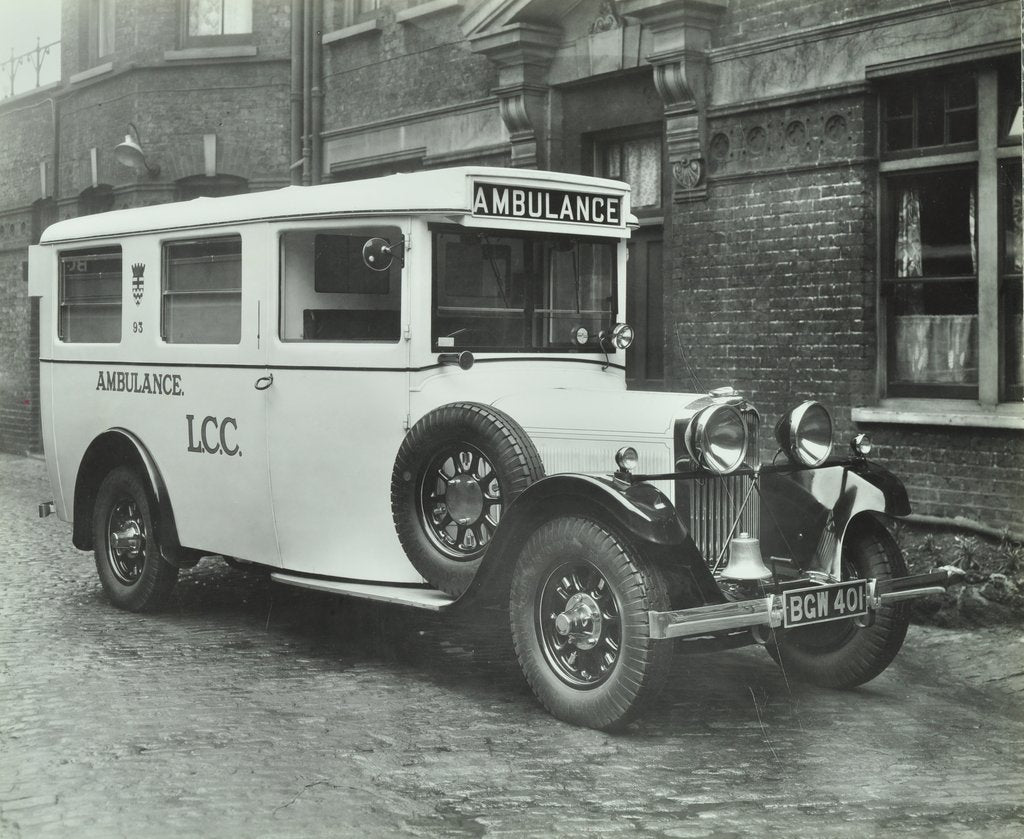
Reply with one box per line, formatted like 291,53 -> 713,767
2,452 -> 1022,838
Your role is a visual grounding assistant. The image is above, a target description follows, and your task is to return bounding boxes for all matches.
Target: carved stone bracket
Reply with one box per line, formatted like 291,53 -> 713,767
494,83 -> 550,169
620,0 -> 726,202
469,23 -> 561,169
650,48 -> 709,202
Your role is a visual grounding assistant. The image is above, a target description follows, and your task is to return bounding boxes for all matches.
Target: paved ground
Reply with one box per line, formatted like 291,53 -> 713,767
1,453 -> 1022,838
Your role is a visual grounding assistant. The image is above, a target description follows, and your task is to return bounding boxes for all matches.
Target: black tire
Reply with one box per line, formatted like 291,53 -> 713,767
509,517 -> 672,730
766,519 -> 910,689
392,402 -> 544,596
93,466 -> 178,612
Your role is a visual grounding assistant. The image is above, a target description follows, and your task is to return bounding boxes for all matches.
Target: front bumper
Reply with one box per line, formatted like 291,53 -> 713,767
648,568 -> 963,641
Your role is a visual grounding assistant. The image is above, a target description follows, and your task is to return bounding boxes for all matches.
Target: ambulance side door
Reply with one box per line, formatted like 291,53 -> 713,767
265,220 -> 417,581
143,228 -> 280,566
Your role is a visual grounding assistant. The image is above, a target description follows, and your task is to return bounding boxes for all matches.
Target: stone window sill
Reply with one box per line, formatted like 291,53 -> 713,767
68,62 -> 113,85
323,20 -> 381,45
852,400 -> 1024,431
164,46 -> 258,61
396,0 -> 462,23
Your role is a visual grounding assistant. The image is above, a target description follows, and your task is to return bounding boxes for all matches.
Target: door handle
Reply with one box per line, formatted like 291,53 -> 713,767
254,373 -> 274,391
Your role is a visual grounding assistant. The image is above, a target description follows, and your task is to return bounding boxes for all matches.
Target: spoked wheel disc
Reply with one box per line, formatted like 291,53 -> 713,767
419,443 -> 503,560
536,561 -> 621,688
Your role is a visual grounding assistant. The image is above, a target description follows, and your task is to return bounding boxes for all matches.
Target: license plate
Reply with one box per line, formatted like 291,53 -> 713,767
782,580 -> 868,628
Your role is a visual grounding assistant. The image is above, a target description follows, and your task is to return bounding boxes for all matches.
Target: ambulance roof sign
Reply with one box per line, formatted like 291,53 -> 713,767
471,182 -> 624,228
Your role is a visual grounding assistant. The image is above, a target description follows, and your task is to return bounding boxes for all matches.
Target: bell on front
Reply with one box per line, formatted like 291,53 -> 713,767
720,532 -> 772,580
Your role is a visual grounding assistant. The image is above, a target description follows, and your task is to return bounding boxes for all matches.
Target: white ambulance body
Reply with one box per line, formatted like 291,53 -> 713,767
31,166 -> 952,730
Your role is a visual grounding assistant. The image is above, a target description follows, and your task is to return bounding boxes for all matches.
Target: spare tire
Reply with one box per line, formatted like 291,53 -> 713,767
392,402 -> 545,596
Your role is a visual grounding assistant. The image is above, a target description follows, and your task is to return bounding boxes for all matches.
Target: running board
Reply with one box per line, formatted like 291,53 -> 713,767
270,573 -> 456,611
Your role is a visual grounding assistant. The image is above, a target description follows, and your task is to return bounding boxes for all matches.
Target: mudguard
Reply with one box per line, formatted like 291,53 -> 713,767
758,460 -> 910,579
458,473 -> 722,610
73,428 -> 191,566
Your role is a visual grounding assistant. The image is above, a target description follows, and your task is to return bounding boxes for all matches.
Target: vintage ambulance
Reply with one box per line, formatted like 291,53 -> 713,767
31,167 -> 959,729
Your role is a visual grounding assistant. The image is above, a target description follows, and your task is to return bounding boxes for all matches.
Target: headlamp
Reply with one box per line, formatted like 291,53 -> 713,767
775,401 -> 833,467
850,433 -> 872,457
611,322 -> 634,350
683,404 -> 747,475
615,446 -> 639,473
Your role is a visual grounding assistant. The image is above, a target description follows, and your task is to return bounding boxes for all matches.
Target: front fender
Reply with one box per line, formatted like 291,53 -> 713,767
759,460 -> 910,578
457,474 -> 721,610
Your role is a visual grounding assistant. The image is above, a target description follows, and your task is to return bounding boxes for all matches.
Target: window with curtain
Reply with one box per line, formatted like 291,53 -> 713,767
879,60 -> 1022,401
185,0 -> 253,43
82,0 -> 115,66
596,135 -> 662,211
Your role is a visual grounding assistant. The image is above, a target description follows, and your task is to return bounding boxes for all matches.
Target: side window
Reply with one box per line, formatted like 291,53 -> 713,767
162,236 -> 242,344
58,247 -> 122,343
279,228 -> 401,342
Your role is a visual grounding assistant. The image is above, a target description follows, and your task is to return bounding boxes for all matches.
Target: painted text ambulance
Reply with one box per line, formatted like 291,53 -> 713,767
31,167 -> 960,729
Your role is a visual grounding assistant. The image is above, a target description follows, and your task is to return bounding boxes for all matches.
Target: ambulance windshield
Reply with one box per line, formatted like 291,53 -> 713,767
431,227 -> 617,352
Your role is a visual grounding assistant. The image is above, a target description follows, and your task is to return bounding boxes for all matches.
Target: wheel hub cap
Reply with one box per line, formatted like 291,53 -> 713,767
554,593 -> 603,651
111,521 -> 143,559
444,475 -> 485,524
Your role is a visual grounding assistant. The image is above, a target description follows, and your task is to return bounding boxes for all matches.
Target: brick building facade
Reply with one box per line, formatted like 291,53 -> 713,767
0,0 -> 1020,532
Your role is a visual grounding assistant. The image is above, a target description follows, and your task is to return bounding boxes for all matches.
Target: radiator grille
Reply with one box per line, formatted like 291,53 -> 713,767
689,475 -> 760,570
680,410 -> 760,570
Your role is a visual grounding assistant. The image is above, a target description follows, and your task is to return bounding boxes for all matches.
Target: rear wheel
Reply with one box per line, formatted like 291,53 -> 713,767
509,517 -> 672,730
767,519 -> 909,689
93,467 -> 178,612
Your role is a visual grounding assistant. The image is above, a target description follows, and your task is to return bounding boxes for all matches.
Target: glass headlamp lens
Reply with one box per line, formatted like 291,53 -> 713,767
684,405 -> 747,475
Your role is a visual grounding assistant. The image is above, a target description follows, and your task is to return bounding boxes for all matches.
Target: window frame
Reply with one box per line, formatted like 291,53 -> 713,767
334,0 -> 381,29
58,246 -> 123,344
278,224 -> 404,344
180,0 -> 254,48
81,0 -> 116,68
876,61 -> 1022,407
161,235 -> 243,345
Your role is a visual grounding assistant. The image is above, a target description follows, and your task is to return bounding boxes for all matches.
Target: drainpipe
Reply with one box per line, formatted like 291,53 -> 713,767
311,0 -> 323,185
289,0 -> 303,185
302,0 -> 313,185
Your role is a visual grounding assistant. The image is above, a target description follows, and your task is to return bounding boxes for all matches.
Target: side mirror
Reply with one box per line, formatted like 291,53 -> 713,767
362,237 -> 405,272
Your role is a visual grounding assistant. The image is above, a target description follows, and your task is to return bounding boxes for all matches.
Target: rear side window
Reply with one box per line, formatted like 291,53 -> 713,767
58,247 -> 122,343
162,236 -> 241,344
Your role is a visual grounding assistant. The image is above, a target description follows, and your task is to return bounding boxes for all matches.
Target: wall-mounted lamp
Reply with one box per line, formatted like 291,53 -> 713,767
114,122 -> 160,177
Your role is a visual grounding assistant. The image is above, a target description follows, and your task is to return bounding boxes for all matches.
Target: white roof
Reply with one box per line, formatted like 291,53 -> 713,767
40,166 -> 632,244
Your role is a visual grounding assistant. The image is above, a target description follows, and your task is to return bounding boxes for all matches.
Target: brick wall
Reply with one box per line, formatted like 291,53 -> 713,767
669,94 -> 876,443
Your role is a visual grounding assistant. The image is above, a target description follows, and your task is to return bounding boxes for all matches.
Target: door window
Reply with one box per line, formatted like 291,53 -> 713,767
279,227 -> 402,342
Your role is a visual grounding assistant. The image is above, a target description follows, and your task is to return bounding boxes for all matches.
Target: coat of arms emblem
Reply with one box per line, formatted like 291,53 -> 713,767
131,263 -> 145,304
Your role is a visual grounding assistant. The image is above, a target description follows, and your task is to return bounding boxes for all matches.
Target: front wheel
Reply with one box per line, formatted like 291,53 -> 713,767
766,519 -> 910,689
509,517 -> 672,730
93,466 -> 178,612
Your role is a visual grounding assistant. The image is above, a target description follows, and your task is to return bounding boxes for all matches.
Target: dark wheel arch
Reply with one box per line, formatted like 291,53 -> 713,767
73,429 -> 190,566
